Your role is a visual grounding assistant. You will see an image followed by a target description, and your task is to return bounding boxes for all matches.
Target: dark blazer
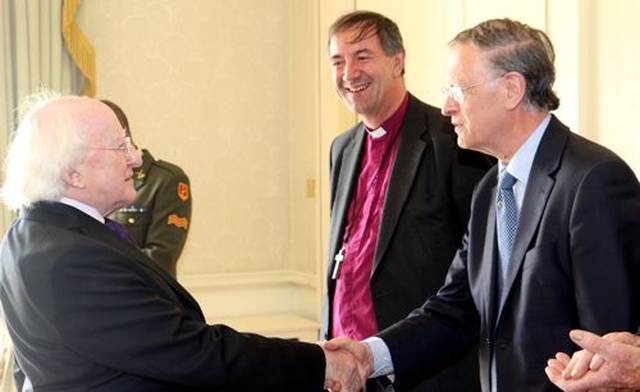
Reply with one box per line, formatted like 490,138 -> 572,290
379,116 -> 640,392
0,202 -> 325,392
321,94 -> 494,391
109,149 -> 192,277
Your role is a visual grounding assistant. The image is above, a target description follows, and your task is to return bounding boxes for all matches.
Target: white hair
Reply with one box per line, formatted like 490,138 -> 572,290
1,92 -> 89,211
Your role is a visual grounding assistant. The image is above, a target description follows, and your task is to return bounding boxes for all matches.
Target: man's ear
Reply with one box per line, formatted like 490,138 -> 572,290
63,169 -> 85,189
504,72 -> 526,110
393,49 -> 406,77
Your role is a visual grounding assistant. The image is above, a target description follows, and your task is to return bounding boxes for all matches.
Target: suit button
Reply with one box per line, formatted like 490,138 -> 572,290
484,338 -> 491,347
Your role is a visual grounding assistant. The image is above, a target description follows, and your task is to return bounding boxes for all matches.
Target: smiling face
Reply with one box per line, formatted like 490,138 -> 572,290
63,99 -> 142,216
329,28 -> 406,127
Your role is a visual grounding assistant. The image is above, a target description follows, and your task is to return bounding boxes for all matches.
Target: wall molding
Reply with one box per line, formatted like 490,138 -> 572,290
177,270 -> 320,340
179,269 -> 317,290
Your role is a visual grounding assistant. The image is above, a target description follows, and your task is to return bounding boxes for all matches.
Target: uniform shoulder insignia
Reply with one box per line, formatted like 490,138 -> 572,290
167,214 -> 189,230
177,182 -> 190,201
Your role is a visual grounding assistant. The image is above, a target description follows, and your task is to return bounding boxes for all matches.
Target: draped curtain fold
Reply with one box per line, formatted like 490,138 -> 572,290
62,0 -> 96,97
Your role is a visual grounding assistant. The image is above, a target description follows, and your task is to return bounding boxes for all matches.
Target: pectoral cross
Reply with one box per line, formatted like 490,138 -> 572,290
331,245 -> 346,280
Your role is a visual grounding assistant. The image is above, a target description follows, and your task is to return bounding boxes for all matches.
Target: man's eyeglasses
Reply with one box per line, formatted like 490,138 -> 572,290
88,137 -> 138,155
442,74 -> 505,104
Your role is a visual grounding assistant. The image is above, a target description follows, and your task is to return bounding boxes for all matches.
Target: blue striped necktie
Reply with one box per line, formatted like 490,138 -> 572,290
497,171 -> 518,284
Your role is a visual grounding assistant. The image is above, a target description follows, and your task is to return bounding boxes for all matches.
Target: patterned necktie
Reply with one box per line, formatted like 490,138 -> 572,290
105,218 -> 136,246
496,171 -> 518,284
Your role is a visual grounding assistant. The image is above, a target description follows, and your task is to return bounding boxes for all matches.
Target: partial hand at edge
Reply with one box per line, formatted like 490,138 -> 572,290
545,329 -> 640,392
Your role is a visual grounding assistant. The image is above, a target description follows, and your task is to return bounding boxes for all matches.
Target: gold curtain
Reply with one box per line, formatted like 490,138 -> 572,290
61,0 -> 96,97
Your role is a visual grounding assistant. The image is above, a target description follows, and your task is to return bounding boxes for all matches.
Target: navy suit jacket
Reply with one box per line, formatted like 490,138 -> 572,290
322,94 -> 494,391
0,202 -> 325,392
379,115 -> 640,392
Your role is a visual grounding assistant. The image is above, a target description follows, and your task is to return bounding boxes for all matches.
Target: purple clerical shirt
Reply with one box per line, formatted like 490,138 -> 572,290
331,94 -> 409,340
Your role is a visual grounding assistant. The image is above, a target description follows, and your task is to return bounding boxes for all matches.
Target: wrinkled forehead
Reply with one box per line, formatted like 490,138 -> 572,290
446,42 -> 494,81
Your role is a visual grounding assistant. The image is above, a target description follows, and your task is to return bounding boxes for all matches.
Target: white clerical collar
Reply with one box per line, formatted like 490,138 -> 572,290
367,126 -> 387,139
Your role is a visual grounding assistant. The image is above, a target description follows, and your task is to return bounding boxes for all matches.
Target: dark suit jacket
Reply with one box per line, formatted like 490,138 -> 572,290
110,149 -> 192,277
321,94 -> 494,391
379,116 -> 640,392
0,202 -> 325,392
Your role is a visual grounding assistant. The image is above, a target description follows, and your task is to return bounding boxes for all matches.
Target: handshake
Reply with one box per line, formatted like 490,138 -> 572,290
321,337 -> 377,392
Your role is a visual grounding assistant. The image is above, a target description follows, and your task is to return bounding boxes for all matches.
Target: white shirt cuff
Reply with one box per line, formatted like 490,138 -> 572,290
362,336 -> 394,379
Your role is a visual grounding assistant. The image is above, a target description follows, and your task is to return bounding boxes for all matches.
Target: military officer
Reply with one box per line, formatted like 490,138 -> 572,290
102,99 -> 192,277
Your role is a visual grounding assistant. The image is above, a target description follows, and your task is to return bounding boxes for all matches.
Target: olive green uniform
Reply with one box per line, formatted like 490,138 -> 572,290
109,149 -> 191,277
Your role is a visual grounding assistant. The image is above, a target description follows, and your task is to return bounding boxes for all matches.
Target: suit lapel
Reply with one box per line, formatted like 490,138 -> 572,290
329,128 -> 366,258
97,223 -> 203,310
373,96 -> 429,274
466,169 -> 502,330
23,202 -> 202,313
496,116 -> 568,317
485,187 -> 501,323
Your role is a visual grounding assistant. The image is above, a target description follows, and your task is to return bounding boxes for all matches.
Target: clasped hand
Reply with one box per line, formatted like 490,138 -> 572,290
321,337 -> 374,392
545,329 -> 640,392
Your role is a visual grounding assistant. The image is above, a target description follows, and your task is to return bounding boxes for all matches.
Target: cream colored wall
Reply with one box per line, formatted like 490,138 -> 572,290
73,0 -> 639,336
79,0 -> 317,275
78,0 -> 321,331
581,1 -> 640,171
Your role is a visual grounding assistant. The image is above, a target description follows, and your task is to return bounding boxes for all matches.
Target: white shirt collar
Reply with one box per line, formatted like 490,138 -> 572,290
499,114 -> 551,185
59,197 -> 105,223
497,114 -> 551,209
